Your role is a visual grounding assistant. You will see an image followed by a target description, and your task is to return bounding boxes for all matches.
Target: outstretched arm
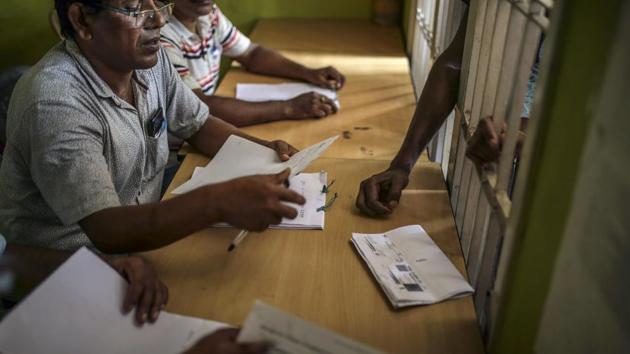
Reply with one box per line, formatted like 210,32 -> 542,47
356,9 -> 468,217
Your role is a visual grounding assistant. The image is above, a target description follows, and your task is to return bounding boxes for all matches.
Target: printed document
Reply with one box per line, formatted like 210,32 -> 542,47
351,225 -> 474,308
238,301 -> 385,354
172,135 -> 338,195
236,83 -> 340,109
0,248 -> 227,354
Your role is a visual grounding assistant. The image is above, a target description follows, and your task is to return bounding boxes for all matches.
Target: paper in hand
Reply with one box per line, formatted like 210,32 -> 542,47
0,248 -> 227,354
172,135 -> 338,195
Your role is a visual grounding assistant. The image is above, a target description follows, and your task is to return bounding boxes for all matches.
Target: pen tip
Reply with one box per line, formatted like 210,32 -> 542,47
227,244 -> 235,252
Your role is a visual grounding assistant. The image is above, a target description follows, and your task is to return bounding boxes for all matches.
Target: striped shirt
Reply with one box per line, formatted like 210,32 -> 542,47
160,5 -> 251,95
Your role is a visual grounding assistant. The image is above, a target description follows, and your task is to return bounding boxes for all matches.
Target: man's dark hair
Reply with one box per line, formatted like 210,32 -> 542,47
54,0 -> 103,38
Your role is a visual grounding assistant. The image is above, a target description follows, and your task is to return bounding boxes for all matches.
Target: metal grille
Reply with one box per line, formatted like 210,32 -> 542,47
407,0 -> 554,343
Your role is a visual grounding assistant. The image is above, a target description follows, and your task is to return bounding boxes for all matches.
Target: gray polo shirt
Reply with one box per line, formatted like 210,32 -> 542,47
0,40 -> 209,250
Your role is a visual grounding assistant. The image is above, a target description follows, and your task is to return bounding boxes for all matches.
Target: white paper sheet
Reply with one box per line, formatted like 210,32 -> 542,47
351,225 -> 474,308
236,83 -> 340,109
172,135 -> 338,195
238,301 -> 385,354
0,248 -> 227,354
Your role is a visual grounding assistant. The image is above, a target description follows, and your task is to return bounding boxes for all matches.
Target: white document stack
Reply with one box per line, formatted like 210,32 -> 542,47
236,82 -> 340,109
172,134 -> 338,195
0,248 -> 227,354
351,225 -> 474,308
195,168 -> 328,230
173,135 -> 338,230
238,301 -> 385,354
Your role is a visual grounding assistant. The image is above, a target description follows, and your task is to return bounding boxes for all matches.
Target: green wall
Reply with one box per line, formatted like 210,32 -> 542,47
215,0 -> 372,35
490,0 -> 623,352
0,0 -> 60,70
0,0 -> 373,70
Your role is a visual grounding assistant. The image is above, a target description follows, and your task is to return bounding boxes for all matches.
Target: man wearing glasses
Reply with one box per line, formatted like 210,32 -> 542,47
0,0 -> 305,256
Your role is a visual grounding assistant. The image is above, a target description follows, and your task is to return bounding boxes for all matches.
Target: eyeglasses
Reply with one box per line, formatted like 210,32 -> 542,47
89,1 -> 174,28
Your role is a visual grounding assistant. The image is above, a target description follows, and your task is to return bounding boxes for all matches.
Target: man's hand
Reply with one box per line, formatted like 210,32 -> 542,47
356,168 -> 409,217
213,169 -> 306,231
304,66 -> 346,90
266,140 -> 298,162
183,328 -> 270,354
466,117 -> 505,167
107,256 -> 168,326
285,92 -> 338,120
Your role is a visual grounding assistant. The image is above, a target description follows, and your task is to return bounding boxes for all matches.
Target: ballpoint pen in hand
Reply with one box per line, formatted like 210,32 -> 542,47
227,229 -> 249,252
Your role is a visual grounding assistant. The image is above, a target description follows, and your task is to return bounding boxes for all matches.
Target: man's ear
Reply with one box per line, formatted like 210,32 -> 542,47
67,3 -> 93,40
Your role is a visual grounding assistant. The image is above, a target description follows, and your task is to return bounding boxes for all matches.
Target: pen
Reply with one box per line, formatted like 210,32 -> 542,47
227,229 -> 249,252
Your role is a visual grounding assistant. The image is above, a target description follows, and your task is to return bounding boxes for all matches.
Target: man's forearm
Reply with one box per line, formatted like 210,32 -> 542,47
390,55 -> 462,172
80,186 -> 224,254
389,9 -> 468,173
239,45 -> 310,82
199,93 -> 289,127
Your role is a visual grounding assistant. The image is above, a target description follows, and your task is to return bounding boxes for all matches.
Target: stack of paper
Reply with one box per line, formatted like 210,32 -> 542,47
351,225 -> 474,308
238,301 -> 385,354
197,168 -> 328,230
0,248 -> 227,354
172,134 -> 338,195
236,83 -> 340,109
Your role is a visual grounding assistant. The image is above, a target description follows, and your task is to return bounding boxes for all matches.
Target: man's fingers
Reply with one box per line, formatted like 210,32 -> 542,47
364,180 -> 392,215
275,186 -> 306,205
272,168 -> 291,185
274,203 -> 299,220
149,282 -> 166,322
122,267 -> 143,314
356,184 -> 377,216
385,178 -> 406,209
135,285 -> 155,325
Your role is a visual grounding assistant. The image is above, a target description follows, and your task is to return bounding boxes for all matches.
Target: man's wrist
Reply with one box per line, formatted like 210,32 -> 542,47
197,185 -> 223,225
389,157 -> 415,175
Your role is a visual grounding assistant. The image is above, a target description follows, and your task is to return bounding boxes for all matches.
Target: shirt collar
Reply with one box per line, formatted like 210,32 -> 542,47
64,39 -> 151,100
65,39 -> 115,99
169,9 -> 214,44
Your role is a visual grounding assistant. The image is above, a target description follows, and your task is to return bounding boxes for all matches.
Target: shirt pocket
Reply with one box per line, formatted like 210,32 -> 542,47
145,131 -> 169,181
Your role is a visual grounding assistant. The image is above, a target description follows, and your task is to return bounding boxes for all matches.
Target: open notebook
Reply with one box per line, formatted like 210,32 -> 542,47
193,168 -> 328,230
351,225 -> 474,308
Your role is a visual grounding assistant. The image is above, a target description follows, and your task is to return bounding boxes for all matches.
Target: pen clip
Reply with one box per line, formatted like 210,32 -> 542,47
321,179 -> 336,194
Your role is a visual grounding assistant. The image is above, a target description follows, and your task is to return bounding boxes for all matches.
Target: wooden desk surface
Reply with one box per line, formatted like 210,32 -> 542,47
180,19 -> 421,161
249,19 -> 406,56
149,156 -> 483,354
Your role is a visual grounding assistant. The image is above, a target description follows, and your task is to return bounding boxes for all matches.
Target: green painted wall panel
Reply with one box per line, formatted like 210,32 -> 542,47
0,0 -> 373,70
490,0 -> 623,353
215,0 -> 372,35
0,0 -> 60,70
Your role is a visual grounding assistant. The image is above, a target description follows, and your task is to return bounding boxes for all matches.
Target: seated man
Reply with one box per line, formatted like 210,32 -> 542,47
160,0 -> 344,127
0,0 -> 305,253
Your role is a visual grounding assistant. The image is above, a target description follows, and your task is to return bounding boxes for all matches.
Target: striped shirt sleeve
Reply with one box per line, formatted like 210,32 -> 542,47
160,33 -> 202,90
214,7 -> 251,58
